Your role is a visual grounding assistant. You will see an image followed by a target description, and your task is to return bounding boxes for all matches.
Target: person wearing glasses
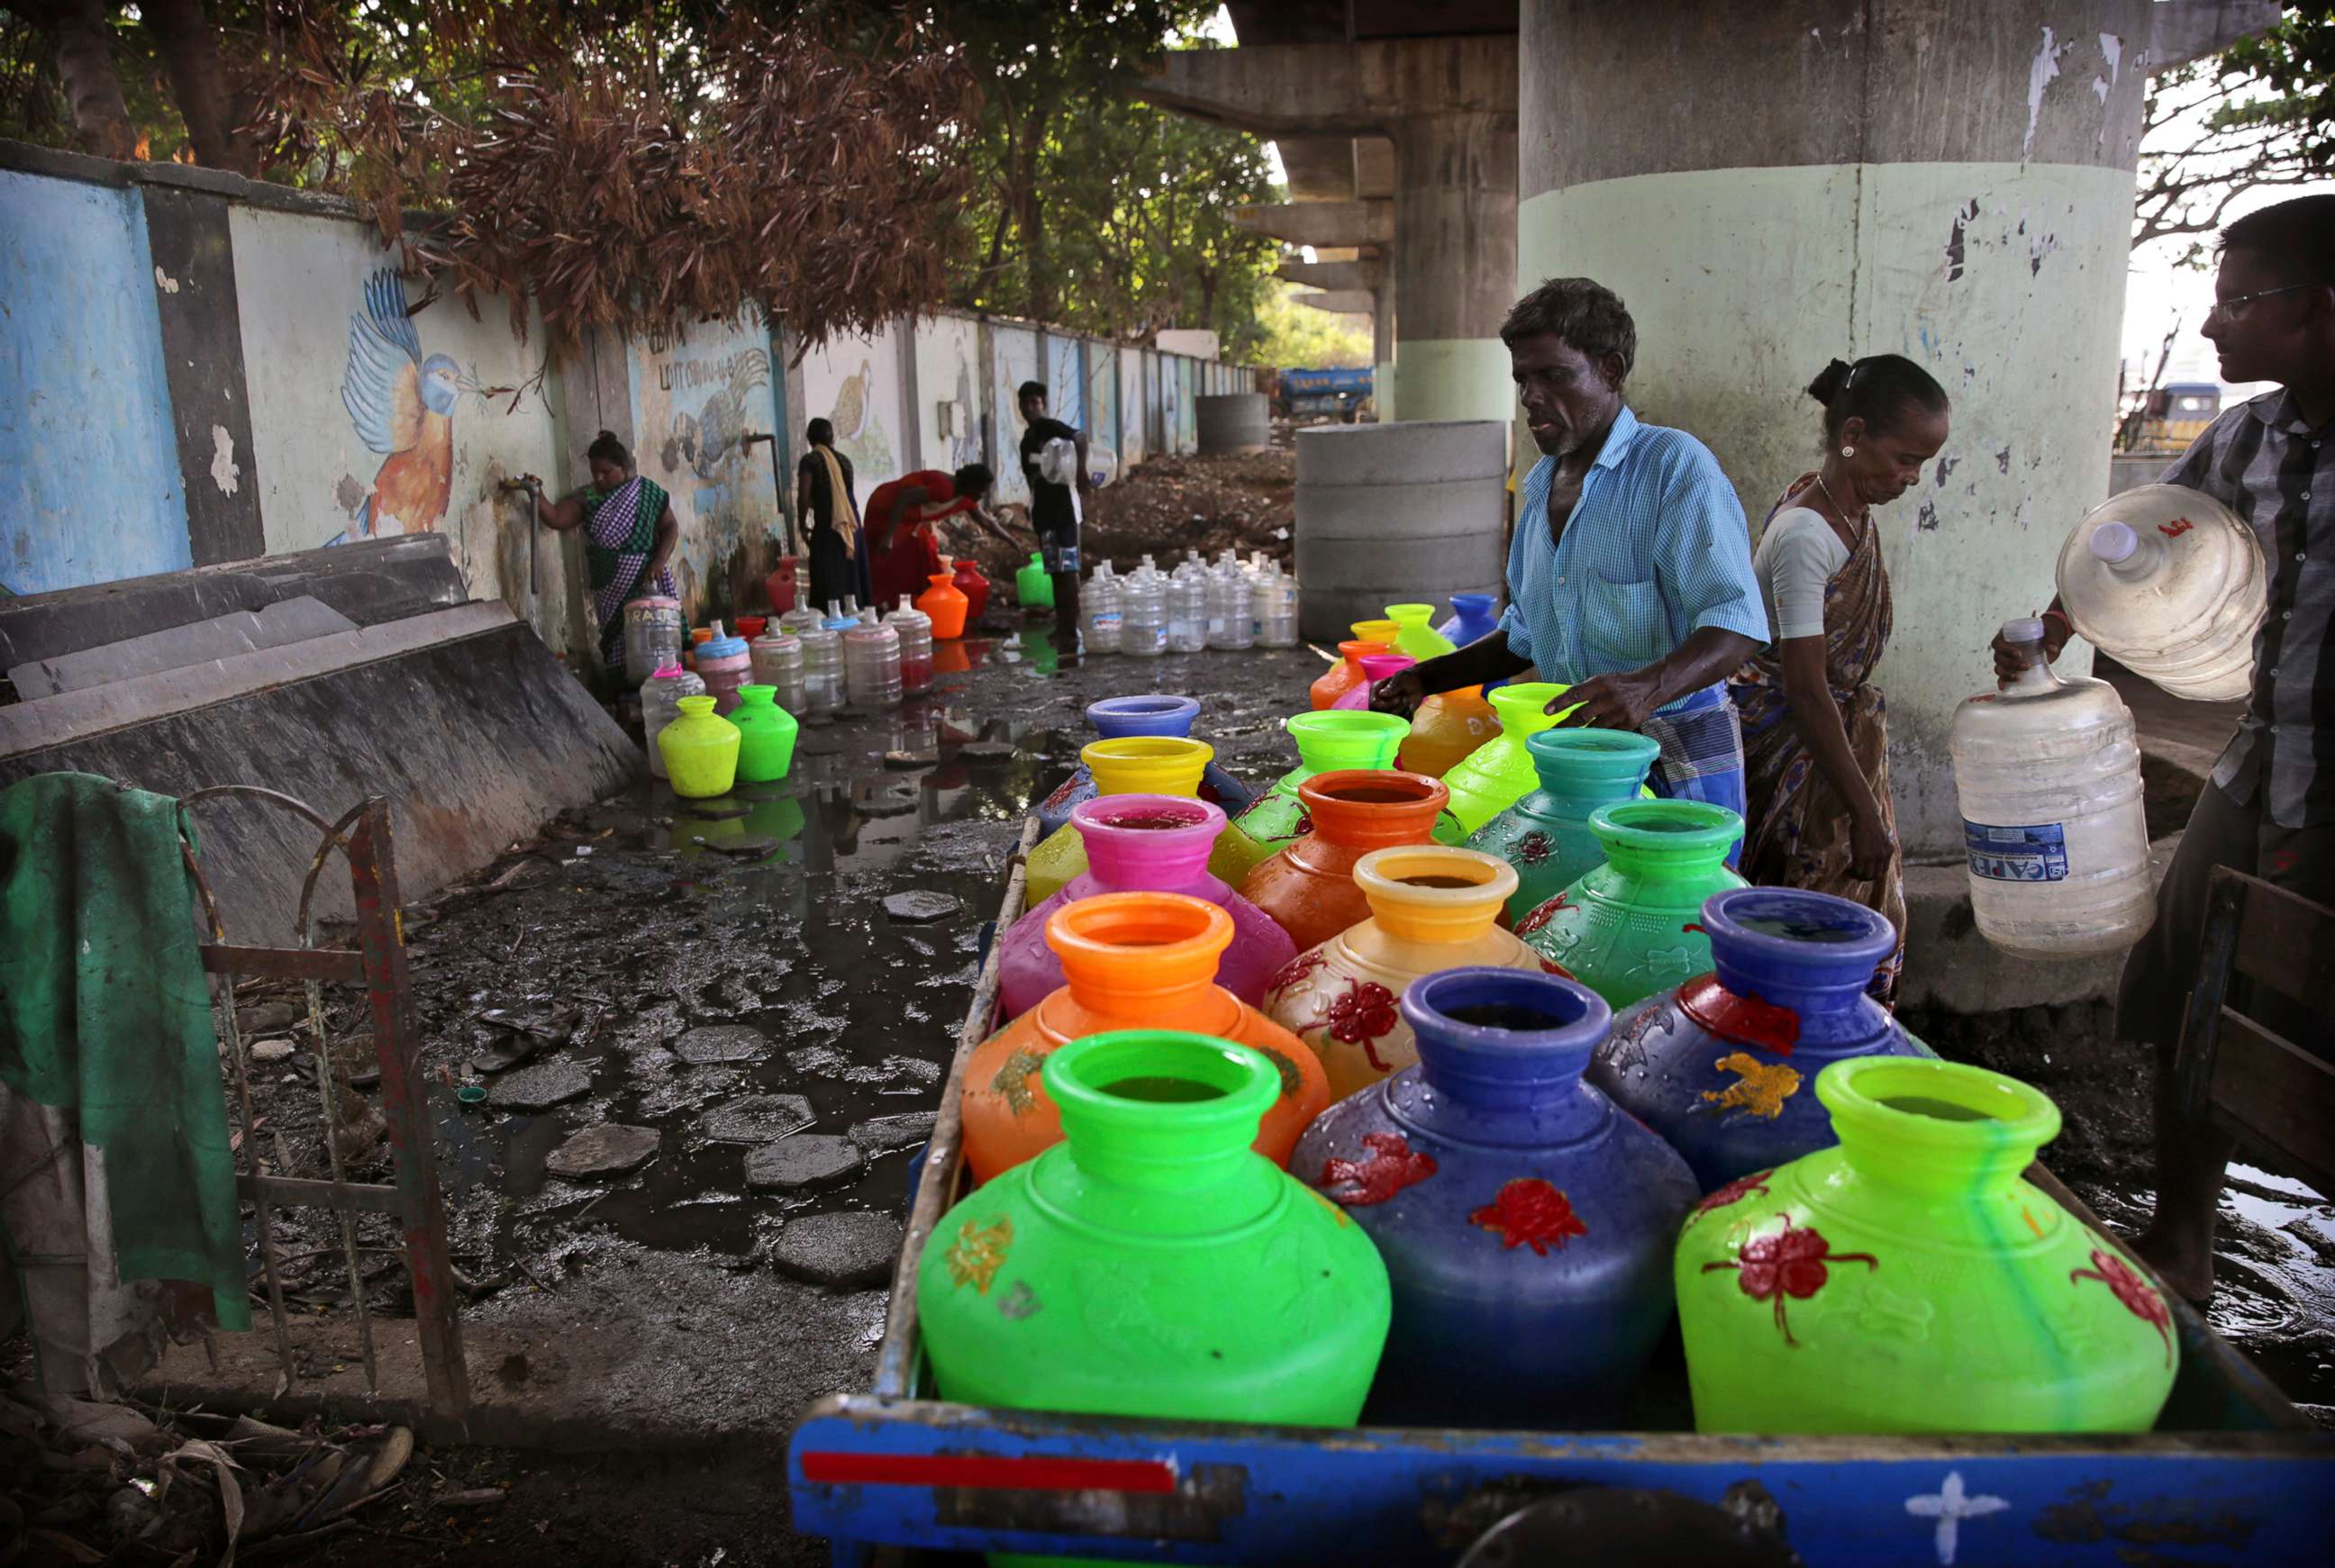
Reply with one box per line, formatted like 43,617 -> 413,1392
1996,195 -> 2335,1303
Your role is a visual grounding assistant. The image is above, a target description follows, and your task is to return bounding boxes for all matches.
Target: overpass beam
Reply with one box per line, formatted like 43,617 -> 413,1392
1141,40 -> 1515,424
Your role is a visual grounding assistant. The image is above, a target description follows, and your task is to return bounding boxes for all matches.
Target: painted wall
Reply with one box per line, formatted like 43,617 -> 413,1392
802,323 -> 908,498
1117,348 -> 1147,468
628,305 -> 781,621
913,313 -> 986,477
0,169 -> 189,595
1046,334 -> 1086,432
227,205 -> 576,651
1176,358 -> 1197,453
988,323 -> 1040,507
1085,341 -> 1118,462
1519,160 -> 2129,852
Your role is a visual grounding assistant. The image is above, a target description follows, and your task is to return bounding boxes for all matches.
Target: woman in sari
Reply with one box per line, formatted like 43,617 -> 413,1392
1728,355 -> 1949,1005
523,431 -> 679,670
796,418 -> 871,611
864,464 -> 996,607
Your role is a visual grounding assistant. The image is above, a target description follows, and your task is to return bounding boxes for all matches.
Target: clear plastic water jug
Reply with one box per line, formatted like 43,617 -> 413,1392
843,622 -> 903,708
888,595 -> 934,694
1121,562 -> 1167,657
2056,484 -> 2266,703
748,631 -> 805,713
1168,554 -> 1209,652
777,604 -> 825,637
797,625 -> 843,711
1207,553 -> 1253,650
1950,619 -> 2153,959
1084,562 -> 1124,654
622,596 -> 686,686
641,664 -> 706,781
1254,560 -> 1299,648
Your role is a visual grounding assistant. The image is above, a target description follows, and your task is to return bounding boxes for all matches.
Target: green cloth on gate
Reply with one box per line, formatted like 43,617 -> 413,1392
0,772 -> 250,1330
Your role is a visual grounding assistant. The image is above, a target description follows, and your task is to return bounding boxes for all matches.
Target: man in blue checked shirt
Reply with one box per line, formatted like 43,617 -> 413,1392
1375,277 -> 1768,858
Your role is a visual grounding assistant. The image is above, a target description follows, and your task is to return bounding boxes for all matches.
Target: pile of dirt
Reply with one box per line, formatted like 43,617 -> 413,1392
949,443 -> 1296,587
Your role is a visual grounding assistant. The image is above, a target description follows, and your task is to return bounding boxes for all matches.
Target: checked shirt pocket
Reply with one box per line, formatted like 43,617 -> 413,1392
1581,571 -> 1666,669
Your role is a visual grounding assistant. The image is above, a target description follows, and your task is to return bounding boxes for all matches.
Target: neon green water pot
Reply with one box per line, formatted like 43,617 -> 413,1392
1516,800 -> 1746,1009
1383,602 -> 1457,660
656,694 -> 740,799
1676,1056 -> 2179,1435
1438,682 -> 1580,834
1214,711 -> 1412,884
727,684 -> 799,784
1015,551 -> 1054,612
919,1030 -> 1391,1562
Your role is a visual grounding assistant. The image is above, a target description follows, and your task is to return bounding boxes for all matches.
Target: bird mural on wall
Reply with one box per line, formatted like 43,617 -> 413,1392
828,358 -> 873,440
340,268 -> 472,539
672,348 -> 770,480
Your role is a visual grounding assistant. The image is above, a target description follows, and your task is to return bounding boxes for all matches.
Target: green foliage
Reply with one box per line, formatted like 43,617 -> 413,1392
931,3 -> 1285,353
2136,4 -> 2335,255
1249,283 -> 1373,370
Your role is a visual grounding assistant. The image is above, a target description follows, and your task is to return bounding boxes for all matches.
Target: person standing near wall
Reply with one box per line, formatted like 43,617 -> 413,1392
1731,356 -> 1950,1007
522,431 -> 679,670
1018,380 -> 1089,643
1994,195 -> 2335,1302
797,418 -> 871,612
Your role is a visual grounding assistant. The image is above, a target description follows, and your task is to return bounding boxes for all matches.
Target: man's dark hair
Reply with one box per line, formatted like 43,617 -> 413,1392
1805,354 -> 1949,441
1018,380 -> 1048,403
2221,195 -> 2335,288
805,418 -> 834,447
586,429 -> 631,469
1501,277 -> 1637,380
954,462 -> 995,498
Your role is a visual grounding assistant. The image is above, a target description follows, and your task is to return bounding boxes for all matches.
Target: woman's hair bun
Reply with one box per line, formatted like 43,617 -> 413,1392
1805,358 -> 1855,405
596,429 -> 619,443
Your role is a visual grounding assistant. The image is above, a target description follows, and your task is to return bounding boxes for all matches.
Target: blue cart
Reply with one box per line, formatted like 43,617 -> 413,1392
790,823 -> 2334,1563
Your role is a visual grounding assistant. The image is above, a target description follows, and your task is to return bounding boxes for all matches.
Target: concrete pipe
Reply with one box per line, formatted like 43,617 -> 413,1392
1295,420 -> 1507,644
1195,393 -> 1271,456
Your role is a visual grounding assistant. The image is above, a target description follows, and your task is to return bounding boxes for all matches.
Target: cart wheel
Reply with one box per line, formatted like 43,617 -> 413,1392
1457,1487 -> 1802,1567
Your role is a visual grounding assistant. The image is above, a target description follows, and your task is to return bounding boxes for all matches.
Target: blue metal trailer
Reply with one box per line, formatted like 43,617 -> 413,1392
1277,367 -> 1373,421
789,822 -> 2335,1564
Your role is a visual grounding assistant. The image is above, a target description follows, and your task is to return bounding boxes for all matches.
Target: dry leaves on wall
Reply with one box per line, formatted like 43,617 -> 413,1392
242,4 -> 976,358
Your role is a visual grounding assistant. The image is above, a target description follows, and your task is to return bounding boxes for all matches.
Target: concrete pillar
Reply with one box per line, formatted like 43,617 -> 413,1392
1516,0 -> 2271,855
1140,39 -> 1515,426
1374,282 -> 1397,423
1392,109 -> 1515,427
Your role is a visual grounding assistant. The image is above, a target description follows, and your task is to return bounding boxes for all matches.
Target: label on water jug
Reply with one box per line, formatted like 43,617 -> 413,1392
1963,820 -> 2070,883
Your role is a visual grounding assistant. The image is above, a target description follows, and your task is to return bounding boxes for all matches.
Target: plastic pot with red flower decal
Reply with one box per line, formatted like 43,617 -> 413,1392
1590,887 -> 1930,1192
1263,845 -> 1545,1101
1467,727 -> 1662,920
1294,968 -> 1697,1427
1676,1056 -> 2178,1435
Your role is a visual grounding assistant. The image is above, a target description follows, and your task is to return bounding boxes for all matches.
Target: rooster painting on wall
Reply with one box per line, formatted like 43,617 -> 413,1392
339,268 -> 474,539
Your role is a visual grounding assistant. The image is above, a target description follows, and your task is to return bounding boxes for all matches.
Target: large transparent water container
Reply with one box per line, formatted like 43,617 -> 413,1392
1254,559 -> 1299,648
1950,619 -> 2153,959
797,625 -> 843,711
1084,562 -> 1123,654
1207,551 -> 1253,650
843,622 -> 903,708
1121,563 -> 1167,657
2057,483 -> 2266,703
888,595 -> 934,694
1168,553 -> 1209,652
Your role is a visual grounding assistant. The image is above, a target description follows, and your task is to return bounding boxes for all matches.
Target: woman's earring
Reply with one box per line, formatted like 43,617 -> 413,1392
1840,445 -> 1855,458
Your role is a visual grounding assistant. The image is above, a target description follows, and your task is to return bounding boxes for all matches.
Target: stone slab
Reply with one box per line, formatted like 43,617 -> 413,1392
670,1025 -> 769,1065
488,1059 -> 593,1112
544,1123 -> 662,1179
0,614 -> 640,941
882,890 -> 959,923
701,1093 -> 814,1144
7,596 -> 359,699
743,1135 -> 865,1192
846,1111 -> 937,1153
768,1212 -> 902,1289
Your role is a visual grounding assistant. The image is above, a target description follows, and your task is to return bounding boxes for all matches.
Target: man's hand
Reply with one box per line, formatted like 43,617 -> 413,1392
1991,614 -> 2069,683
1554,666 -> 1664,732
1370,667 -> 1427,719
1849,806 -> 1896,884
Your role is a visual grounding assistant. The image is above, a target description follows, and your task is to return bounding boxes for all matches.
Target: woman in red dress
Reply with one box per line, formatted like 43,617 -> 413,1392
864,464 -> 996,608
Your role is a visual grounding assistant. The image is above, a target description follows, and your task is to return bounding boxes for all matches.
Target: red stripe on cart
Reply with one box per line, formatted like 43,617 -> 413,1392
798,1453 -> 1179,1493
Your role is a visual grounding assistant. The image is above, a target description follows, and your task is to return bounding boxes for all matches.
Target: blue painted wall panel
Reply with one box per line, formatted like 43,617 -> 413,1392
1046,334 -> 1085,432
0,170 -> 188,594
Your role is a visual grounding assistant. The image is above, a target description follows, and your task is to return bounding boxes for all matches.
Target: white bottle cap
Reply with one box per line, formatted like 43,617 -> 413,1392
2089,520 -> 2139,565
2001,616 -> 2046,643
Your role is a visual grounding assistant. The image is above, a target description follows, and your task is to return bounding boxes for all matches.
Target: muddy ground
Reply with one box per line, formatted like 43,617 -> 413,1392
11,617 -> 2333,1566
